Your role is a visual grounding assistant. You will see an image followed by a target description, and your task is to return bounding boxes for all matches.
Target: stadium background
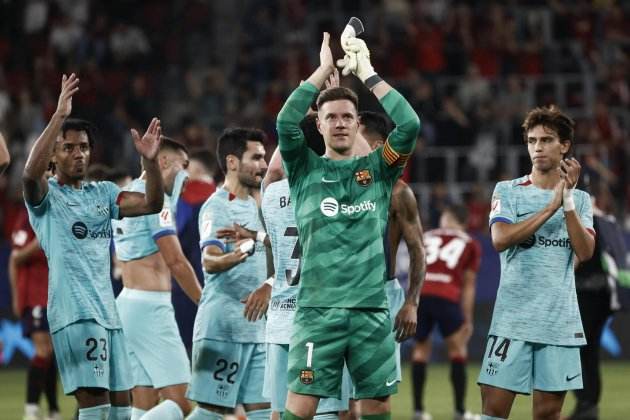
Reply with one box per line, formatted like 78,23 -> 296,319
0,0 -> 628,419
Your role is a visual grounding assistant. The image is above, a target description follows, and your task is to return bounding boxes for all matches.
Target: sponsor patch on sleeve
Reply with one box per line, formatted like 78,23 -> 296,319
490,197 -> 501,218
201,211 -> 213,239
159,208 -> 173,227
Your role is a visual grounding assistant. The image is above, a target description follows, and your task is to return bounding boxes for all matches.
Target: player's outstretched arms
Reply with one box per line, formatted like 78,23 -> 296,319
118,118 -> 164,217
393,183 -> 426,341
0,131 -> 9,174
201,242 -> 248,274
491,180 -> 564,252
560,158 -> 595,262
23,73 -> 79,205
157,235 -> 202,304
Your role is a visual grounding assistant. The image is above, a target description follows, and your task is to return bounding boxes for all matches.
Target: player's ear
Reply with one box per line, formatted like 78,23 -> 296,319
316,116 -> 323,135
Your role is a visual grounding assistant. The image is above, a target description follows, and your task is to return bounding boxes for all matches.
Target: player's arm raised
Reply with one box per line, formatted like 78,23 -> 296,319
560,158 -> 595,262
393,184 -> 426,342
117,118 -> 164,217
0,131 -> 9,174
276,33 -> 334,176
339,36 -> 420,164
491,181 -> 563,252
156,235 -> 202,304
23,74 -> 79,205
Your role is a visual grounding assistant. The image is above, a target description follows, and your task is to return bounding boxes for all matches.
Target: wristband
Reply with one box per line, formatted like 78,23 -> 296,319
563,187 -> 575,212
256,231 -> 267,243
264,276 -> 275,286
364,74 -> 383,89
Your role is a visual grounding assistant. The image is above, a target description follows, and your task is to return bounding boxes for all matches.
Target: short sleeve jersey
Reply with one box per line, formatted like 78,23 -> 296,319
488,175 -> 594,346
421,228 -> 481,303
25,178 -> 122,333
261,179 -> 299,344
195,188 -> 266,343
113,173 -> 184,261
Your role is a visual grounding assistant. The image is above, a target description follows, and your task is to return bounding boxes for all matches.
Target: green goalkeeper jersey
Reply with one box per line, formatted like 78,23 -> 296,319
276,82 -> 420,309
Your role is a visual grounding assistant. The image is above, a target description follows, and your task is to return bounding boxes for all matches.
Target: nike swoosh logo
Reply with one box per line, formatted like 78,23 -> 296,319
385,379 -> 397,386
321,178 -> 338,183
66,202 -> 80,206
517,211 -> 533,217
566,373 -> 581,381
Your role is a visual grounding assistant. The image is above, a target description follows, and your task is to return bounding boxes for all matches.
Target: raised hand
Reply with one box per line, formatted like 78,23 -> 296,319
56,73 -> 80,118
549,177 -> 565,211
319,32 -> 334,70
559,158 -> 581,189
131,117 -> 162,161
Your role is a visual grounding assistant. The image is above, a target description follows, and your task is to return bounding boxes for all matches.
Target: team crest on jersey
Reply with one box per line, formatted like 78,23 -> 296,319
300,369 -> 314,384
354,169 -> 372,187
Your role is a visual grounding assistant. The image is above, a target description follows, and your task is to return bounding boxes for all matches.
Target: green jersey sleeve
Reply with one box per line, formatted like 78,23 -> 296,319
276,82 -> 320,183
379,88 -> 420,169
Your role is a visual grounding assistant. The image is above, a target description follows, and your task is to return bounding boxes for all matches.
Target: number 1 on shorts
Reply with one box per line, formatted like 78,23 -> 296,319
306,342 -> 314,368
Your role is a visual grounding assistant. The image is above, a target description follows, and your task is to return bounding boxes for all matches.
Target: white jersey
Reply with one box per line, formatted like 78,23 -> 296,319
261,179 -> 300,344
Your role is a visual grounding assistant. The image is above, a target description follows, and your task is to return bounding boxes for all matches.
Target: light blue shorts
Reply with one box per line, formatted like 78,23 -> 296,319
187,339 -> 269,407
385,278 -> 404,383
116,288 -> 191,389
52,319 -> 132,395
263,343 -> 349,412
477,335 -> 583,394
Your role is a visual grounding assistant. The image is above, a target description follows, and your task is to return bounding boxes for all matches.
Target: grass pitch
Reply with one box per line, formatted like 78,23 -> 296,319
1,362 -> 628,419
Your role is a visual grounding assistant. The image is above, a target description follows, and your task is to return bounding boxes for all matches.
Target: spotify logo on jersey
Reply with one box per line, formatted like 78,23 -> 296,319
72,222 -> 88,239
320,197 -> 339,217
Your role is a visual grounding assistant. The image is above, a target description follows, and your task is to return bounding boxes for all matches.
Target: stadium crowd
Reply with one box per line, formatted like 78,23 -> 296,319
0,0 -> 628,237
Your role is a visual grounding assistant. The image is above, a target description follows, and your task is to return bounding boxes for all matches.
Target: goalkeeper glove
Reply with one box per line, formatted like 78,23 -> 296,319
337,37 -> 378,84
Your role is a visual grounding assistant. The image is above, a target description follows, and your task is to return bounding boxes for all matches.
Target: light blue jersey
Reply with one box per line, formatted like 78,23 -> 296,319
25,177 -> 122,333
488,175 -> 594,346
260,179 -> 299,344
195,187 -> 266,343
113,177 -> 177,261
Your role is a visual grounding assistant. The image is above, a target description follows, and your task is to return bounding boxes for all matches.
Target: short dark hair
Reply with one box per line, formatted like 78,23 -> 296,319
359,111 -> 392,142
444,204 -> 469,226
216,127 -> 266,174
61,118 -> 95,148
299,114 -> 326,156
316,87 -> 358,112
522,105 -> 575,155
160,136 -> 189,155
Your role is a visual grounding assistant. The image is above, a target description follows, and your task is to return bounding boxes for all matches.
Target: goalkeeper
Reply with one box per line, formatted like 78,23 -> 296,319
276,24 -> 421,420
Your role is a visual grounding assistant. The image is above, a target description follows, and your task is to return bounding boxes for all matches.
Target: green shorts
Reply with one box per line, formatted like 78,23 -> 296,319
288,307 -> 397,400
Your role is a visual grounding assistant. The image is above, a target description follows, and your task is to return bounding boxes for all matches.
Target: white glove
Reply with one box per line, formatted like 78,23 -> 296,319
336,53 -> 357,76
337,37 -> 376,83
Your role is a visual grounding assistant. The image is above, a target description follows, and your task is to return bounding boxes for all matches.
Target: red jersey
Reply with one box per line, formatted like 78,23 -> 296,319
421,228 -> 481,303
11,207 -> 49,312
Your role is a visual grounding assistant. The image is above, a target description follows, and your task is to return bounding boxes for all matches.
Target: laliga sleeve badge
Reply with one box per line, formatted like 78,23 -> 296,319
354,169 -> 372,187
300,369 -> 314,384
